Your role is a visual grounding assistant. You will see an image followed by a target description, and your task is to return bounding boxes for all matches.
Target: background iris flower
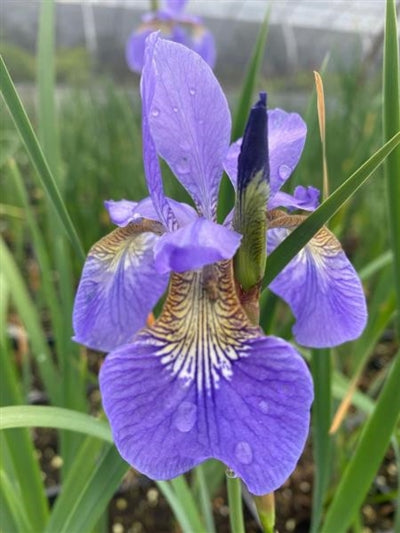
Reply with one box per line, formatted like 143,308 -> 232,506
125,0 -> 216,73
73,33 -> 367,495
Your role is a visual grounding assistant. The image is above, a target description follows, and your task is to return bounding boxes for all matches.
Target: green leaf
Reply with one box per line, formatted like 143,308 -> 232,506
37,0 -> 59,175
232,12 -> 270,141
310,349 -> 332,533
0,406 -> 113,443
262,131 -> 400,289
321,353 -> 400,533
218,11 -> 269,222
0,56 -> 85,260
383,0 -> 400,336
54,446 -> 128,533
0,237 -> 60,403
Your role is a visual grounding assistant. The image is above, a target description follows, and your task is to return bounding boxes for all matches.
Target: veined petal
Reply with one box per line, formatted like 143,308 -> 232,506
73,219 -> 168,352
105,197 -> 197,227
141,34 -> 179,230
267,211 -> 367,347
223,109 -> 306,200
100,260 -> 313,495
144,33 -> 231,219
268,185 -> 320,212
153,218 -> 241,273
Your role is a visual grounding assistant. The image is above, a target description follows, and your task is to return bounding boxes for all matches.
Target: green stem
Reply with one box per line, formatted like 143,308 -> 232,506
227,475 -> 246,533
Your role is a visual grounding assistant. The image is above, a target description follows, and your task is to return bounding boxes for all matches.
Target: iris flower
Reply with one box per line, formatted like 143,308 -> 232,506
126,0 -> 215,73
73,34 -> 367,495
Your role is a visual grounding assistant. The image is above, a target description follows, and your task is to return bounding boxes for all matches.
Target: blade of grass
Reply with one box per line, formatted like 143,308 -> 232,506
0,406 -> 112,443
321,352 -> 400,533
0,301 -> 49,531
37,0 -> 59,175
55,446 -> 128,533
383,0 -> 400,337
0,56 -> 85,260
310,349 -> 332,533
169,476 -> 207,533
218,10 -> 269,222
0,237 -> 60,403
0,470 -> 32,533
194,465 -> 216,533
262,130 -> 400,288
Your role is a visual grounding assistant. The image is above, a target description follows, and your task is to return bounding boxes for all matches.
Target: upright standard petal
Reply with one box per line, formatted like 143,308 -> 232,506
267,211 -> 367,347
164,0 -> 188,15
73,219 -> 168,352
144,34 -> 231,219
100,260 -> 313,495
223,109 -> 306,201
153,218 -> 241,273
141,34 -> 179,230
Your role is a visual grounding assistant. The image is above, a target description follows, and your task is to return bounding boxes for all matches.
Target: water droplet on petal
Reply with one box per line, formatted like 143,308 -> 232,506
174,401 -> 197,432
189,88 -> 196,96
278,164 -> 291,181
173,106 -> 178,113
259,400 -> 269,413
225,467 -> 237,479
176,157 -> 190,175
235,441 -> 253,464
151,108 -> 160,117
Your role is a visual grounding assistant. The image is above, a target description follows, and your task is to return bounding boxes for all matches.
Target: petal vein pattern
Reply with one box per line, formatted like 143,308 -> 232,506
142,261 -> 260,391
100,260 -> 313,494
73,220 -> 168,352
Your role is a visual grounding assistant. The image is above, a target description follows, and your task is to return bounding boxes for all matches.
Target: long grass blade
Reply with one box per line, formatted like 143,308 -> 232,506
0,406 -> 112,442
321,353 -> 400,533
0,237 -> 60,403
383,0 -> 400,336
218,10 -> 269,221
262,130 -> 400,288
310,349 -> 332,533
0,56 -> 85,259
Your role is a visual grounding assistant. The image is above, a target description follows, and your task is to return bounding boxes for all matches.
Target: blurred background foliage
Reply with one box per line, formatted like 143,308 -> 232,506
0,1 -> 399,532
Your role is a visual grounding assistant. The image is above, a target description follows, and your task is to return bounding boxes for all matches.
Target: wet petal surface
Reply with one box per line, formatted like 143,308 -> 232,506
100,261 -> 313,494
267,212 -> 367,347
144,34 -> 231,218
73,220 -> 168,352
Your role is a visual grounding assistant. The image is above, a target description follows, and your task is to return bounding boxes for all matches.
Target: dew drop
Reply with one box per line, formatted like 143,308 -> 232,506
151,108 -> 160,117
174,401 -> 197,432
259,400 -> 269,413
173,106 -> 178,113
235,441 -> 253,464
278,164 -> 291,181
176,156 -> 190,174
189,87 -> 196,96
225,467 -> 237,479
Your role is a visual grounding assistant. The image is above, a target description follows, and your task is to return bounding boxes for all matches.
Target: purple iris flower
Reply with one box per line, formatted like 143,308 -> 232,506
126,0 -> 216,73
73,33 -> 367,495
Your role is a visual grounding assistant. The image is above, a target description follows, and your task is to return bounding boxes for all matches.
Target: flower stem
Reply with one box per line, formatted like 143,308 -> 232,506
226,475 -> 245,533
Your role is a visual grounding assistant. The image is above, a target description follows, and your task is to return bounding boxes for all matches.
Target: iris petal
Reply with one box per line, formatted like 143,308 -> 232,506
73,220 -> 168,352
153,218 -> 241,273
267,211 -> 367,347
125,28 -> 152,73
268,185 -> 320,212
105,197 -> 197,227
144,34 -> 231,219
100,261 -> 313,495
